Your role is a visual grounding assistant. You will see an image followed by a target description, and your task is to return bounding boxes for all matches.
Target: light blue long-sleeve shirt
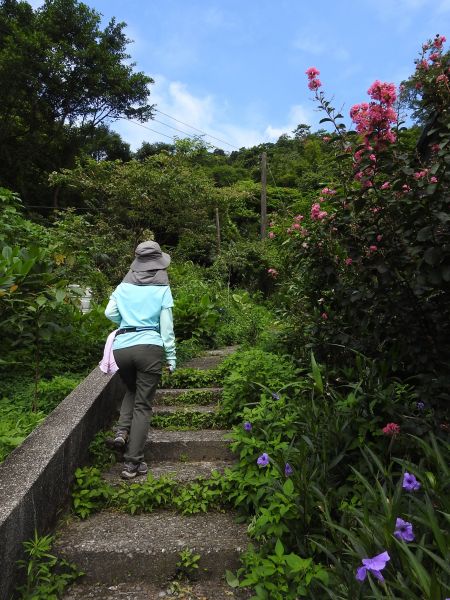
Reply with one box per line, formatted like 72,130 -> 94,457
104,283 -> 176,368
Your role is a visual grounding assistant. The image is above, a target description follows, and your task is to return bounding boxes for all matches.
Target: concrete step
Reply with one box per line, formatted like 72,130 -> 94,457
55,510 -> 248,586
153,404 -> 217,416
144,429 -> 233,462
63,579 -> 251,599
103,460 -> 234,486
182,346 -> 238,371
154,387 -> 223,405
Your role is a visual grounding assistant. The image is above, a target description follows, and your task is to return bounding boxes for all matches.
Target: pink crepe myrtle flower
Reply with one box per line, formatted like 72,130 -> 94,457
321,187 -> 337,195
294,214 -> 304,222
267,268 -> 278,278
376,234 -> 383,242
311,203 -> 328,220
433,34 -> 446,49
436,74 -> 449,84
414,170 -> 427,179
402,184 -> 412,193
356,551 -> 391,583
268,231 -> 275,239
430,176 -> 438,183
305,66 -> 320,79
345,257 -> 353,265
429,52 -> 440,62
382,422 -> 400,436
308,78 -> 322,90
292,223 -> 301,230
368,80 -> 397,104
369,154 -> 377,162
415,81 -> 423,90
306,67 -> 322,91
322,136 -> 331,142
369,245 -> 378,252
381,181 -> 391,190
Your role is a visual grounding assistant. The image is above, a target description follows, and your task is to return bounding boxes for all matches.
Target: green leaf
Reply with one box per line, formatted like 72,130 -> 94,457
225,569 -> 240,587
55,288 -> 66,303
310,352 -> 324,394
282,477 -> 294,496
285,553 -> 312,572
274,538 -> 284,557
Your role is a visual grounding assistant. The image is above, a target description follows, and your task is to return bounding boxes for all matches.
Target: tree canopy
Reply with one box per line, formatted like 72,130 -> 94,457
0,0 -> 153,205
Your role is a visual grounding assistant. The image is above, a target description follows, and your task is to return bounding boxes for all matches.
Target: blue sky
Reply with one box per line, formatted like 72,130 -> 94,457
31,0 -> 450,150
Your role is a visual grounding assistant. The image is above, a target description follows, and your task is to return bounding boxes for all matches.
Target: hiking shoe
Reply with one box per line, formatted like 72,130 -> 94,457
121,461 -> 148,480
137,461 -> 148,476
121,462 -> 139,479
113,430 -> 129,449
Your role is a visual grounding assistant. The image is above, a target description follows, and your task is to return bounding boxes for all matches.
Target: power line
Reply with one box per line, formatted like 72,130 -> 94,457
119,117 -> 234,154
118,118 -> 177,142
152,117 -> 206,141
154,108 -> 240,150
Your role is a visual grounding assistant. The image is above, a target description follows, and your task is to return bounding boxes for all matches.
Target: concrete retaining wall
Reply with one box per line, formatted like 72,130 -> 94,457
0,368 -> 125,600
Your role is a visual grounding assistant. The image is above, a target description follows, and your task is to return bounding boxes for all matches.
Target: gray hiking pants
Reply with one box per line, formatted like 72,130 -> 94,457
113,344 -> 164,463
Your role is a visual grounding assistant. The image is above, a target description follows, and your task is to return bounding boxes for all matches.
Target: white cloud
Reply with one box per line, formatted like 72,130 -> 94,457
264,104 -> 313,141
293,35 -> 325,55
111,76 -> 315,151
292,32 -> 350,63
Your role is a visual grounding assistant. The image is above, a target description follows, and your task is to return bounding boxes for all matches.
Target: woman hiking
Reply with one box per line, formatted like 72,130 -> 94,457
105,241 -> 176,479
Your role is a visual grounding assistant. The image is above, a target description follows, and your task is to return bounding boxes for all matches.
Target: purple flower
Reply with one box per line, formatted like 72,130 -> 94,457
394,518 -> 415,542
257,453 -> 270,467
416,401 -> 425,410
243,422 -> 252,432
402,472 -> 421,492
284,463 -> 293,477
355,551 -> 390,583
271,392 -> 280,400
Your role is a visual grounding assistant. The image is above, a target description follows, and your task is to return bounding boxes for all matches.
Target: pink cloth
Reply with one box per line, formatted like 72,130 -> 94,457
99,330 -> 119,374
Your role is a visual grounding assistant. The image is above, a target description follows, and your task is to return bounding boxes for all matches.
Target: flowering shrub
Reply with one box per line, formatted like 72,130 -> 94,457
272,38 -> 450,416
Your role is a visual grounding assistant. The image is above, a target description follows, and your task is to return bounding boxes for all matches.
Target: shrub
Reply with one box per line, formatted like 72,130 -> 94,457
220,348 -> 298,419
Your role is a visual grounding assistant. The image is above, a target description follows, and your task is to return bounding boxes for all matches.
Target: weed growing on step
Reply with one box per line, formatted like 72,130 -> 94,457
173,471 -> 231,515
88,430 -> 116,470
160,365 -> 228,389
151,411 -> 227,430
16,531 -> 83,599
113,473 -> 177,514
159,388 -> 221,406
72,467 -> 114,519
226,540 -> 328,600
70,467 -> 234,518
175,548 -> 201,580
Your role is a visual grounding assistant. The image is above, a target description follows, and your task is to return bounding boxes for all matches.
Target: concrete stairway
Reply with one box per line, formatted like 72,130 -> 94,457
56,348 -> 250,600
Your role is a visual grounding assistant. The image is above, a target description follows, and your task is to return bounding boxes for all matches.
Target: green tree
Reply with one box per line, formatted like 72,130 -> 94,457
0,0 -> 153,206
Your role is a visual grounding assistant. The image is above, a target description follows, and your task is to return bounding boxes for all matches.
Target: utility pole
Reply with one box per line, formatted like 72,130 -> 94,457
260,152 -> 267,239
215,207 -> 221,255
